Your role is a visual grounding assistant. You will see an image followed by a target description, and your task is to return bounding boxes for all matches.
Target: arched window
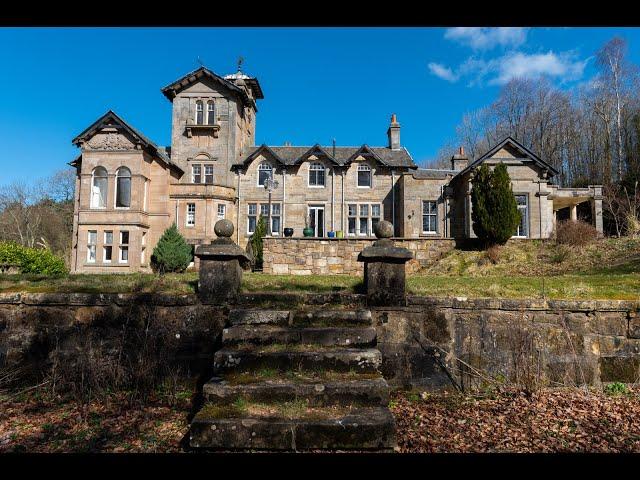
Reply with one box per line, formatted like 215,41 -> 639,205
90,166 -> 108,209
357,164 -> 372,188
207,101 -> 215,125
308,162 -> 326,187
115,167 -> 131,208
257,162 -> 273,187
195,100 -> 204,125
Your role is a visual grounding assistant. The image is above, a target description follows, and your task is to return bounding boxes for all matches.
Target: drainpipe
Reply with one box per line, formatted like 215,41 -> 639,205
282,167 -> 287,232
236,170 -> 241,244
538,180 -> 542,239
341,170 -> 345,232
391,170 -> 395,236
331,167 -> 335,231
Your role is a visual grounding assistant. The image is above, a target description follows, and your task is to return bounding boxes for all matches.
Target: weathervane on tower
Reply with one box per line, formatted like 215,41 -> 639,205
237,56 -> 244,73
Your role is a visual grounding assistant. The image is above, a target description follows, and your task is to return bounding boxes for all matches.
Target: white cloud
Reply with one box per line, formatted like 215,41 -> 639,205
444,27 -> 528,50
428,51 -> 589,87
489,51 -> 589,85
427,62 -> 459,82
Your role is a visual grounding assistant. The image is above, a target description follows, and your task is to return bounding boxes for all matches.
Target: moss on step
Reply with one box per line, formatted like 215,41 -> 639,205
197,399 -> 355,421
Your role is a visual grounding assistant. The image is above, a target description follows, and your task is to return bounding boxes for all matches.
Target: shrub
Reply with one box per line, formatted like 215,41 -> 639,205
471,163 -> 521,247
250,215 -> 267,271
0,241 -> 67,276
151,224 -> 192,274
555,220 -> 598,247
604,381 -> 629,396
549,245 -> 571,264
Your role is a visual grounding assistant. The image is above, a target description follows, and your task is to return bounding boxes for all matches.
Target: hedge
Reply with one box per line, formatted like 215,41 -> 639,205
0,241 -> 68,276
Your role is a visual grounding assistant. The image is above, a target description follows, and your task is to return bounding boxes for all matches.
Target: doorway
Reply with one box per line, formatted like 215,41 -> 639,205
308,205 -> 325,237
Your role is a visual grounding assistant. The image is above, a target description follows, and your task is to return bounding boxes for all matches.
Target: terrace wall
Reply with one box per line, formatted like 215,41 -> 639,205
262,237 -> 456,275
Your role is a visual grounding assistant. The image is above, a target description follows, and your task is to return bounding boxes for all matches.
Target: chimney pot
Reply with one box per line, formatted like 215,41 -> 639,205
387,114 -> 401,150
459,146 -> 464,156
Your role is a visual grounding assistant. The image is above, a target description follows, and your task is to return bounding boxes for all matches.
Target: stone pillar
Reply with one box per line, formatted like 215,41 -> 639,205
357,220 -> 413,306
570,204 -> 578,221
590,185 -> 604,236
194,219 -> 251,305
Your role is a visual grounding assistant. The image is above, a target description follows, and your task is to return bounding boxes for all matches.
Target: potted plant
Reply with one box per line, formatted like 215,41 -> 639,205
327,231 -> 335,238
303,213 -> 314,237
283,227 -> 294,237
335,230 -> 344,239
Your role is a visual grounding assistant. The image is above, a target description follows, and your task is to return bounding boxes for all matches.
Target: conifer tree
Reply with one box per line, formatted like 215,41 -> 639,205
151,223 -> 193,273
250,215 -> 267,271
471,162 -> 521,247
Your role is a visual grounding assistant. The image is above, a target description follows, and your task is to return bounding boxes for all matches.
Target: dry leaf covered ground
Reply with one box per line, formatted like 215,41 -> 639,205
2,386 -> 640,453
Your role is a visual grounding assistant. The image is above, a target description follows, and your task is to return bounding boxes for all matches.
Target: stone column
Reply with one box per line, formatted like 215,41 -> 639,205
357,220 -> 413,306
570,204 -> 578,221
590,185 -> 604,236
194,219 -> 251,305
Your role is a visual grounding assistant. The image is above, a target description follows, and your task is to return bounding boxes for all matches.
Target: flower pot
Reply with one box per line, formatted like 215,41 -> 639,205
336,230 -> 344,239
303,227 -> 314,237
283,228 -> 294,237
327,231 -> 335,238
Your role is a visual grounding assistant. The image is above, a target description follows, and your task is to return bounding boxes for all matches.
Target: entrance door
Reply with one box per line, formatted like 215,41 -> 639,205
308,205 -> 325,237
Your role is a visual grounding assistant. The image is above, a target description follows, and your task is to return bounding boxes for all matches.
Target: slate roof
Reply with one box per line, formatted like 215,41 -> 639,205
160,66 -> 262,111
236,144 -> 416,169
70,110 -> 184,174
455,136 -> 559,178
412,168 -> 457,180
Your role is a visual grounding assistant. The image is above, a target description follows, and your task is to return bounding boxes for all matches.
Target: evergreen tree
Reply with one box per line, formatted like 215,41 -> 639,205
250,215 -> 267,271
151,223 -> 192,274
471,162 -> 521,247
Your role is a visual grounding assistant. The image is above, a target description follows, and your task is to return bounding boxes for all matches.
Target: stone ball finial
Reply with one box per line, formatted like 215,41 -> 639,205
214,219 -> 234,238
374,220 -> 394,239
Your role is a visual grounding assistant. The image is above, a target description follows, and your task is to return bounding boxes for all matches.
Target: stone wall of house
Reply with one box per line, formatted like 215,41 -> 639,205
262,237 -> 456,275
1,292 -> 638,391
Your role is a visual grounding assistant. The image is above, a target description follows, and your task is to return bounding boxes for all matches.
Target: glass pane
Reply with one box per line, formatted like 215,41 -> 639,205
360,204 -> 369,217
317,209 -> 324,237
348,218 -> 356,234
358,171 -> 370,187
248,204 -> 257,215
371,204 -> 380,217
359,218 -> 368,235
116,177 -> 131,207
93,177 -> 107,208
248,216 -> 256,233
120,231 -> 129,245
88,246 -> 96,262
271,203 -> 281,214
260,204 -> 269,216
121,247 -> 129,261
104,231 -> 113,244
104,246 -> 112,261
317,170 -> 325,186
88,231 -> 97,244
348,204 -> 357,216
272,216 -> 280,234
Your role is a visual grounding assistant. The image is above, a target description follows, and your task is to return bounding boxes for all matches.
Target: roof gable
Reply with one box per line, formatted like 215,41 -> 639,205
456,136 -> 559,178
345,145 -> 387,166
71,110 -> 183,174
161,67 -> 260,110
296,144 -> 341,165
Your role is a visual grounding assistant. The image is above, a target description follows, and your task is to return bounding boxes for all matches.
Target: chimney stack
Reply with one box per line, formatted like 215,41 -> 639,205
451,146 -> 469,171
387,114 -> 401,150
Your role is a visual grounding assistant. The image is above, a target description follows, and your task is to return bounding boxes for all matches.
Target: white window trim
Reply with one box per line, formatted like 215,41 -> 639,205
103,231 -> 113,263
512,193 -> 530,238
195,100 -> 204,125
307,163 -> 326,188
192,164 -> 202,184
422,200 -> 438,235
186,203 -> 196,227
118,231 -> 129,264
87,230 -> 97,263
247,203 -> 257,235
206,101 -> 215,125
217,204 -> 226,219
257,162 -> 273,187
204,164 -> 214,184
346,203 -> 381,237
356,164 -> 373,189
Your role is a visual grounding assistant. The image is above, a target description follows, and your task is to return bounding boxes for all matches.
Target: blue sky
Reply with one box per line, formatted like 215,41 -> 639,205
2,27 -> 640,184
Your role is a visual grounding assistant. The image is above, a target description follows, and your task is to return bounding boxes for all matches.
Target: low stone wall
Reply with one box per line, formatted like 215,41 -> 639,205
1,292 -> 639,391
262,237 -> 455,275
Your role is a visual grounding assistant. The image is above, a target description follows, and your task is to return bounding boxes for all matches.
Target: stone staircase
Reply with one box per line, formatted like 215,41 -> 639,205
189,308 -> 396,451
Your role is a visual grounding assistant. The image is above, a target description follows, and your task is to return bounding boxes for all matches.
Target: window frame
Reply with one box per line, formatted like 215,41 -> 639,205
247,203 -> 257,234
87,230 -> 97,263
186,203 -> 196,227
103,230 -> 113,263
346,203 -> 382,237
513,194 -> 529,238
422,200 -> 438,235
204,164 -> 214,184
192,164 -> 202,184
119,230 -> 129,264
114,167 -> 132,209
195,100 -> 204,125
357,164 -> 372,188
217,204 -> 226,219
206,101 -> 215,125
308,162 -> 326,188
90,167 -> 108,209
257,162 -> 273,187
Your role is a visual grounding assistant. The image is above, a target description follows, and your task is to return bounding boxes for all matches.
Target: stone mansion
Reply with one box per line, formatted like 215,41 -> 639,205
69,65 -> 603,273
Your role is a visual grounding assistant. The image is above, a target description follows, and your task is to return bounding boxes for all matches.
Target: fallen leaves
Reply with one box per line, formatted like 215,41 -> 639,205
390,387 -> 640,453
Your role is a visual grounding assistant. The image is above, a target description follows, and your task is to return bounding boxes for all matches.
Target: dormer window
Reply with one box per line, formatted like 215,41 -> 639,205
195,101 -> 204,125
258,162 -> 273,187
308,162 -> 326,187
357,164 -> 372,188
207,101 -> 215,125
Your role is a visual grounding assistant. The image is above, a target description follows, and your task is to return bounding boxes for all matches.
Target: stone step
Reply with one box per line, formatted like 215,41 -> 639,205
203,376 -> 389,406
292,309 -> 373,327
228,309 -> 291,326
213,347 -> 382,374
222,325 -> 377,347
190,405 -> 396,451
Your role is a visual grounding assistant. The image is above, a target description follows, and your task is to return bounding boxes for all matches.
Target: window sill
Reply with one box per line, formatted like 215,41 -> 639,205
185,124 -> 220,138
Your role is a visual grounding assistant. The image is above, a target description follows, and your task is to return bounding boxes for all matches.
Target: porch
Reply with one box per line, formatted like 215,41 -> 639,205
549,185 -> 603,234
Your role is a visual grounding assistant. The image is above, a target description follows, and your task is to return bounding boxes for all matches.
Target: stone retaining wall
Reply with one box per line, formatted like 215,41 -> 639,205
262,237 -> 456,275
1,292 -> 639,390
